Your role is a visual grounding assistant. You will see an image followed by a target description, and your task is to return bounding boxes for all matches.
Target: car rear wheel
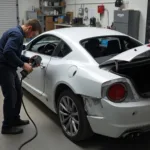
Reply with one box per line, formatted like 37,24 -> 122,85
57,89 -> 93,141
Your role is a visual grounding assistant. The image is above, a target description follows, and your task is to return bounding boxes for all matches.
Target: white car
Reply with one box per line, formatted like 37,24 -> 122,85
20,27 -> 150,141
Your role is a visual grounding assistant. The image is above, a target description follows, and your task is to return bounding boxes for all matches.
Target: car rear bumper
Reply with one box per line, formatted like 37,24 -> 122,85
86,99 -> 150,138
87,116 -> 150,138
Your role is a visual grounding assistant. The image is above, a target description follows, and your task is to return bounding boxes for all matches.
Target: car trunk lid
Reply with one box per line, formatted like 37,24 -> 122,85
99,44 -> 150,67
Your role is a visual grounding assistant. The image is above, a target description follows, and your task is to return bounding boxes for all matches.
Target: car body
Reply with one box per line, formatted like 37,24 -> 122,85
19,27 -> 150,141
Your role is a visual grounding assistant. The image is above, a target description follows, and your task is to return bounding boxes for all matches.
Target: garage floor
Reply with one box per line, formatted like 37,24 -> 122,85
0,90 -> 150,150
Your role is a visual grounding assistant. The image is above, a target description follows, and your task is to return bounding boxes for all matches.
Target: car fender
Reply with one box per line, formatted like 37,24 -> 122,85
53,65 -> 123,99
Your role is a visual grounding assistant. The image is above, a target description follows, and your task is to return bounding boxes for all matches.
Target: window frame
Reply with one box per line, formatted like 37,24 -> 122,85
52,40 -> 72,58
26,34 -> 62,56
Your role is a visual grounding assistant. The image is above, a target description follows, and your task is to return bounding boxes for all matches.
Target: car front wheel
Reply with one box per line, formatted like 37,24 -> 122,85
57,90 -> 93,142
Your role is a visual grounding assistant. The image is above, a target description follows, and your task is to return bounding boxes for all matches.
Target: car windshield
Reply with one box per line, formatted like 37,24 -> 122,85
80,35 -> 143,64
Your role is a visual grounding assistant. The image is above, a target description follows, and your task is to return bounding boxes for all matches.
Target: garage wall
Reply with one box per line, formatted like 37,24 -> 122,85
65,0 -> 148,43
18,0 -> 39,24
128,0 -> 148,43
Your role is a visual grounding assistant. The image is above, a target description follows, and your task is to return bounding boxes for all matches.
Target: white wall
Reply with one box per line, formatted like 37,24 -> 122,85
128,0 -> 148,43
18,0 -> 39,24
65,0 -> 148,43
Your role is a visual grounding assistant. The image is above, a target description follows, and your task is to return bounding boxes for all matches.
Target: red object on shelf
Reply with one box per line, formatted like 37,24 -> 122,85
98,5 -> 105,14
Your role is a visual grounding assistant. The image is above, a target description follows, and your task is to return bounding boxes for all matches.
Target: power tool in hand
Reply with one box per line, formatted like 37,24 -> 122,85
20,55 -> 42,79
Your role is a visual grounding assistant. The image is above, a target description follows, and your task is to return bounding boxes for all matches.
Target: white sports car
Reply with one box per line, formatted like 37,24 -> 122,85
20,27 -> 150,141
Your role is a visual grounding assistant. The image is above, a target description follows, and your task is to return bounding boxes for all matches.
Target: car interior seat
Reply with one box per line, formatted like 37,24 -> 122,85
85,38 -> 102,58
104,40 -> 121,56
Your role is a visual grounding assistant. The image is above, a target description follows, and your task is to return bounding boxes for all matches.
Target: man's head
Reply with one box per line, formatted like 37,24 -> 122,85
22,19 -> 42,38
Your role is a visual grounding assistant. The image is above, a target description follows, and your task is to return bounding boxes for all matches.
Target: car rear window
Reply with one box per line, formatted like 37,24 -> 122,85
80,36 -> 142,59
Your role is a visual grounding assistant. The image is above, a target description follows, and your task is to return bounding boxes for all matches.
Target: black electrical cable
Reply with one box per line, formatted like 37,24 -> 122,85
18,77 -> 38,150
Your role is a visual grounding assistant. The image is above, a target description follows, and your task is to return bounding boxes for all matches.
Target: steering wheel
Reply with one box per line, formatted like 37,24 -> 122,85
42,43 -> 56,55
43,43 -> 56,55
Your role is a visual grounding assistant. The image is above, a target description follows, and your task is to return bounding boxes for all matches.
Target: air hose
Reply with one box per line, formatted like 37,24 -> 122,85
18,78 -> 38,150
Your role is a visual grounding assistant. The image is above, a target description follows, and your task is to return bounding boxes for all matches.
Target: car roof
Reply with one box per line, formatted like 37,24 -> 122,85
43,27 -> 126,42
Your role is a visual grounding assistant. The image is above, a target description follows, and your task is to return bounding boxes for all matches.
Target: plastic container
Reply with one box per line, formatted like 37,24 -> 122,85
54,2 -> 59,6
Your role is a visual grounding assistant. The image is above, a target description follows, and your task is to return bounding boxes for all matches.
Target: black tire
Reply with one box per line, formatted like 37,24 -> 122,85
57,89 -> 93,142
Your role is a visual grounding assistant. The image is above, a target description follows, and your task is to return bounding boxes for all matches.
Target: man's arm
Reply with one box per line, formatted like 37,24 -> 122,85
21,55 -> 30,63
3,32 -> 24,68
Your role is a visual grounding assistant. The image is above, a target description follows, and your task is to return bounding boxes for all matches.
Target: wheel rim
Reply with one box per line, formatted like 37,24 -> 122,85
59,96 -> 79,137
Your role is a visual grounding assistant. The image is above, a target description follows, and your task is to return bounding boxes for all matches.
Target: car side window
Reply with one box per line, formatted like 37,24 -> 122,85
56,42 -> 72,58
29,35 -> 61,56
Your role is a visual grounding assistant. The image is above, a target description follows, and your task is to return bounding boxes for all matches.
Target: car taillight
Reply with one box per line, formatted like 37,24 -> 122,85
107,83 -> 127,102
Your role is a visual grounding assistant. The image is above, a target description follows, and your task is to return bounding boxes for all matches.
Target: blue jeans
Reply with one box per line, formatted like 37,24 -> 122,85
0,64 -> 22,128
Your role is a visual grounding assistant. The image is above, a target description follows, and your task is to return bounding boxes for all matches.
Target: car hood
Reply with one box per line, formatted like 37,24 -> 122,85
99,44 -> 150,67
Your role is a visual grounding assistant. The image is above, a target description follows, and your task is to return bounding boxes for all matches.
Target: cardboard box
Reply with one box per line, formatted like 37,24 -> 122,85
60,1 -> 66,7
66,12 -> 74,23
58,18 -> 64,24
45,22 -> 54,31
35,9 -> 42,15
45,16 -> 54,31
45,16 -> 53,23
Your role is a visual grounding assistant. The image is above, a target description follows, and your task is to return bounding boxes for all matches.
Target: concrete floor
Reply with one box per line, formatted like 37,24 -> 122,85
0,90 -> 150,150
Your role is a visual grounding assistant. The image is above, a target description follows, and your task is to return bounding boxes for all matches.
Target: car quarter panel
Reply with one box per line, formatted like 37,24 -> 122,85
45,58 -> 123,113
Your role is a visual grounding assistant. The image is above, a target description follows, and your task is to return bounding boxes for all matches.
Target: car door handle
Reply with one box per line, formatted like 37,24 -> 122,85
40,63 -> 46,69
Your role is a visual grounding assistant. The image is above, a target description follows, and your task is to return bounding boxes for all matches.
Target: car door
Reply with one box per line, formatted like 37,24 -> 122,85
22,34 -> 61,99
44,41 -> 72,109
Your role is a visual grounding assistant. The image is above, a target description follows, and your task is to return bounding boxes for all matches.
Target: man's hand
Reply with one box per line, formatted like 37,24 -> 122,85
29,55 -> 40,68
23,63 -> 33,73
29,55 -> 36,63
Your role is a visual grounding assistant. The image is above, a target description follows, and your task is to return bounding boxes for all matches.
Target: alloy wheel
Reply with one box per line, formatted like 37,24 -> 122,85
59,96 -> 80,137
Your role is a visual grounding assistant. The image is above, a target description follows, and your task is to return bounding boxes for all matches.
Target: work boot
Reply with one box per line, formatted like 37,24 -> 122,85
12,119 -> 29,127
1,127 -> 23,135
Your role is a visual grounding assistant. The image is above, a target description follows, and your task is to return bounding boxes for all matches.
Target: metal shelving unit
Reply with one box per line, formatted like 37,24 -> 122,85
39,0 -> 65,16
39,0 -> 65,31
43,6 -> 64,8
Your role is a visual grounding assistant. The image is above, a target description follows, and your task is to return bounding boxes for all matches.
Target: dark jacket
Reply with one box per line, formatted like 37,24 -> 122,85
0,25 -> 29,70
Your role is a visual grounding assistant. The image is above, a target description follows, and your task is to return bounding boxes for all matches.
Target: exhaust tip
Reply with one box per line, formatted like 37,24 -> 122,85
122,130 -> 142,139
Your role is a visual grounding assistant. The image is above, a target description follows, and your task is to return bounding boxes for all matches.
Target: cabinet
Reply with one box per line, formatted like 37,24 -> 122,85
114,10 -> 140,39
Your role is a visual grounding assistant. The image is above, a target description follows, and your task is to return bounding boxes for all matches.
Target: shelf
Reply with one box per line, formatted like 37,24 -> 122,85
54,24 -> 72,29
39,0 -> 66,32
38,14 -> 65,17
55,23 -> 72,27
47,14 -> 65,16
42,6 -> 64,8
